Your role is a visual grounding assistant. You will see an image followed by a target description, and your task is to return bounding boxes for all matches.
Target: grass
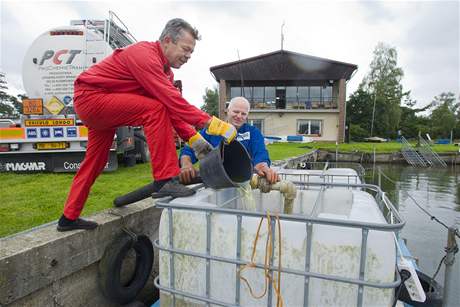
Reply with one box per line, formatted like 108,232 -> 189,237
1,141 -> 458,237
0,163 -> 153,237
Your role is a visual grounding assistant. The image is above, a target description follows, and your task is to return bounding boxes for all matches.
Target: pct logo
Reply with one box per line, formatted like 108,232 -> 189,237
27,128 -> 37,138
39,49 -> 82,65
53,128 -> 64,137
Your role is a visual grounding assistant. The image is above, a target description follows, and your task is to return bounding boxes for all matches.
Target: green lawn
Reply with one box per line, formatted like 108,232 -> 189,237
0,141 -> 458,237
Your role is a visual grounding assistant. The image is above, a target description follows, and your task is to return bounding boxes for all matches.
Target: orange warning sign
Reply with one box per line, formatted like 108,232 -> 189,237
22,99 -> 43,115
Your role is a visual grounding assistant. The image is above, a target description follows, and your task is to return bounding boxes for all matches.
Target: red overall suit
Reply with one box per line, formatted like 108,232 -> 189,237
63,41 -> 210,220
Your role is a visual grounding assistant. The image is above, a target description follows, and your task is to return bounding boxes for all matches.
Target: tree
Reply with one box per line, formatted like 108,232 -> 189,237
346,88 -> 374,140
399,106 -> 431,139
200,86 -> 219,117
429,92 -> 458,138
359,42 -> 408,138
0,73 -> 23,118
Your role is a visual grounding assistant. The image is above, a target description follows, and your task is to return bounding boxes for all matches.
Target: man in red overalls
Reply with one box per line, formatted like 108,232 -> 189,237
57,19 -> 236,231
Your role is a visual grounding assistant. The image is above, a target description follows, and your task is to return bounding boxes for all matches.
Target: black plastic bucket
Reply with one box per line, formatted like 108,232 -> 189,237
199,140 -> 252,189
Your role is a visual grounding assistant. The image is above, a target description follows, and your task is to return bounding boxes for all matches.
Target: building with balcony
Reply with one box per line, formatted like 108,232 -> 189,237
210,50 -> 357,142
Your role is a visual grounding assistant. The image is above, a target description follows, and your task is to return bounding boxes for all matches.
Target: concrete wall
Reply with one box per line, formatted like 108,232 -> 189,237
249,111 -> 339,141
0,200 -> 162,307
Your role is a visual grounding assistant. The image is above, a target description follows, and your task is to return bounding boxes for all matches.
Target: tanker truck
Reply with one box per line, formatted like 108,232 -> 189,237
0,12 -> 151,172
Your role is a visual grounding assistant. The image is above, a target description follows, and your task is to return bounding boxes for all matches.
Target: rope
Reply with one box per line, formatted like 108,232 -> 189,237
108,209 -> 138,242
377,169 -> 460,239
429,242 -> 459,292
238,210 -> 284,307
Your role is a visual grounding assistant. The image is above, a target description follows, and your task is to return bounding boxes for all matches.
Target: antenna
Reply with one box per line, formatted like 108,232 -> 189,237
237,49 -> 245,97
281,21 -> 285,50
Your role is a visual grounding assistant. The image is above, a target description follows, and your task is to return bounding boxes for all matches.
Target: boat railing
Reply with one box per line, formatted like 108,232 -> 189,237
278,172 -> 362,186
277,161 -> 366,184
154,181 -> 405,307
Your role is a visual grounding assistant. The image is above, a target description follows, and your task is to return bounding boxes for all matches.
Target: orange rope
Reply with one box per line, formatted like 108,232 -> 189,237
237,211 -> 284,306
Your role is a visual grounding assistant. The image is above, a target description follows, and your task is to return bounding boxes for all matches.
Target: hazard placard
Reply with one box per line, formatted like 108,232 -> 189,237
23,99 -> 43,115
44,96 -> 65,115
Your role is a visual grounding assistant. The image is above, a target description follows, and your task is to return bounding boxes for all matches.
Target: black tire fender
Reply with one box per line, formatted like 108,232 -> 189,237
99,233 -> 153,305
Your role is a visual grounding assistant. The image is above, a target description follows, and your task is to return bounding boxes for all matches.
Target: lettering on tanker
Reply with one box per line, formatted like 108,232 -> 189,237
37,49 -> 85,97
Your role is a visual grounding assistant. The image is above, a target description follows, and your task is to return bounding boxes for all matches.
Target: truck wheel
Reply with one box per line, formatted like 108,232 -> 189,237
99,233 -> 153,305
135,139 -> 150,164
123,153 -> 137,167
134,131 -> 150,163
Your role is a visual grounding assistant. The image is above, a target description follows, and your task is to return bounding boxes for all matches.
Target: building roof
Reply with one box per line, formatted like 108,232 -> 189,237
210,50 -> 358,82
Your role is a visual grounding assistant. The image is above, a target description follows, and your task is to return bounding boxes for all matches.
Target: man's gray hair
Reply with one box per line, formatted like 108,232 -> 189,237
159,18 -> 201,42
228,97 -> 250,111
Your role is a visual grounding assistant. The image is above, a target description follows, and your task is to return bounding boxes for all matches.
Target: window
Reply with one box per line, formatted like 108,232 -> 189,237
310,120 -> 321,134
298,86 -> 309,101
298,86 -> 310,108
264,87 -> 276,106
242,87 -> 252,101
286,86 -> 298,108
297,119 -> 322,136
230,86 -> 253,102
309,86 -> 321,102
322,86 -> 332,103
249,119 -> 264,133
230,87 -> 241,99
252,87 -> 264,104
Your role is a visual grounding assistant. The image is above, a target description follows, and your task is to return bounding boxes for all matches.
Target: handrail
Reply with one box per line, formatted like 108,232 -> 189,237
400,136 -> 427,167
419,136 -> 447,167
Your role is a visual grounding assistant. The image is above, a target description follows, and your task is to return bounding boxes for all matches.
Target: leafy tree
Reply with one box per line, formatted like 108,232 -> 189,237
346,88 -> 373,139
399,106 -> 431,139
359,42 -> 408,138
429,92 -> 458,138
349,124 -> 368,141
0,73 -> 19,118
200,86 -> 219,117
455,96 -> 460,140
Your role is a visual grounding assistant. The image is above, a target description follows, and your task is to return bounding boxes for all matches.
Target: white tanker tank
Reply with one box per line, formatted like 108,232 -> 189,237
22,23 -> 113,113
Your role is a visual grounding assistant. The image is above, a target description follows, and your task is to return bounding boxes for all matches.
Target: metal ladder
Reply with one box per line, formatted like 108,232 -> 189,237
418,136 -> 447,167
71,10 -> 136,49
400,136 -> 428,167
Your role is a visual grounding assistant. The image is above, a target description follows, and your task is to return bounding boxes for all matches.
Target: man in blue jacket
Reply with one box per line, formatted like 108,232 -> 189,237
179,96 -> 278,184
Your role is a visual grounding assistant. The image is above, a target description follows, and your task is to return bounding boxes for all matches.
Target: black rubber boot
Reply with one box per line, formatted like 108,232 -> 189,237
152,178 -> 196,198
57,215 -> 98,232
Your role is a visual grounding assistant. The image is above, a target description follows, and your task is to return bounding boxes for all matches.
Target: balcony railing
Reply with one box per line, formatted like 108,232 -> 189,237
250,96 -> 338,110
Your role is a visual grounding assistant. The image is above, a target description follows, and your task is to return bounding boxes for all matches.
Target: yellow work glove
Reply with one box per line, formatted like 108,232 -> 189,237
206,116 -> 237,143
188,132 -> 213,160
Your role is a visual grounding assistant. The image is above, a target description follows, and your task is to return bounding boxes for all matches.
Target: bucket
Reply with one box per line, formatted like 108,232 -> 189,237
199,140 -> 252,189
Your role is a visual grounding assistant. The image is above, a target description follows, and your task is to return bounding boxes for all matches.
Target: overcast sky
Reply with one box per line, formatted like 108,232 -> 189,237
1,0 -> 459,109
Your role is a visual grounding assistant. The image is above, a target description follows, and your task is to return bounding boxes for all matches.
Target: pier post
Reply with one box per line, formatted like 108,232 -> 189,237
443,226 -> 459,306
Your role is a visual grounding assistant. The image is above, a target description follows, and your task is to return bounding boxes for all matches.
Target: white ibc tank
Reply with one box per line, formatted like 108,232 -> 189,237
159,187 -> 396,306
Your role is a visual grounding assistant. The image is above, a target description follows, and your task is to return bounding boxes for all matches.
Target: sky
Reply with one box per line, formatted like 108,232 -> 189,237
1,0 -> 459,110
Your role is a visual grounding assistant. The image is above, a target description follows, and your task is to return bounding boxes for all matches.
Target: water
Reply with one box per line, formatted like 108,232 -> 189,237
365,164 -> 460,284
237,182 -> 256,211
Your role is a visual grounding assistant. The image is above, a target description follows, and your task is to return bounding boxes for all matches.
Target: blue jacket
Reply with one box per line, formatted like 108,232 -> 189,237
180,123 -> 270,166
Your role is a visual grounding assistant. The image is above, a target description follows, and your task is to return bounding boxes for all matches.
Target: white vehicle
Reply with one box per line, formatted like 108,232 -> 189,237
0,12 -> 149,172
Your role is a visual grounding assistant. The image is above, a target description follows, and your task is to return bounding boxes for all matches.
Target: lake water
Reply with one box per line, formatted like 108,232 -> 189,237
364,163 -> 460,284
